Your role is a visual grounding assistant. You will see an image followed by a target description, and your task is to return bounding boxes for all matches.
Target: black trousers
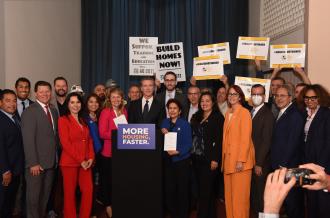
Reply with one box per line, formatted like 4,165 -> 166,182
307,189 -> 330,218
0,174 -> 20,218
250,170 -> 268,214
165,158 -> 190,218
284,187 -> 304,218
192,158 -> 217,218
100,155 -> 112,207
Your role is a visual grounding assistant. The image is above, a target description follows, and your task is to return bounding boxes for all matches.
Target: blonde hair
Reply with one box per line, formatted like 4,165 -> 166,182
104,87 -> 125,115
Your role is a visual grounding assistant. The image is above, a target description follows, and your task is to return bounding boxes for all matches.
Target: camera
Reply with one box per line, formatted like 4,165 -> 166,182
284,168 -> 316,187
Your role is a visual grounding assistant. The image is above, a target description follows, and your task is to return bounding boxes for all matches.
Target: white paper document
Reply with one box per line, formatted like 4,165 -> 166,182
164,132 -> 177,151
113,114 -> 128,128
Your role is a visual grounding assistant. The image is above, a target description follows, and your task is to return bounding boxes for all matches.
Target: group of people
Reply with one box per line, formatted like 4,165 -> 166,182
0,65 -> 330,218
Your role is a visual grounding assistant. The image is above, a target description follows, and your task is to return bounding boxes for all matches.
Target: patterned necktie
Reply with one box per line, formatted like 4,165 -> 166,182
45,105 -> 53,128
142,100 -> 149,121
250,108 -> 255,118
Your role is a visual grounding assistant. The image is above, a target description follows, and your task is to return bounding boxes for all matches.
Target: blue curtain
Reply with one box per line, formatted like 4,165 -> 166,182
81,0 -> 248,94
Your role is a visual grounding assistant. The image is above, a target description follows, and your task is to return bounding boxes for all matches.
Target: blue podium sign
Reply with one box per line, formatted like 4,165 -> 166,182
117,124 -> 155,150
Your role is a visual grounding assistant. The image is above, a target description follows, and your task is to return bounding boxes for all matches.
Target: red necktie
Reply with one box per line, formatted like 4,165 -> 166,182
45,105 -> 53,128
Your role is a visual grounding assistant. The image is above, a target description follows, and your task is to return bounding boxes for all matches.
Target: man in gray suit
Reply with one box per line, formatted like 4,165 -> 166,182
21,81 -> 59,218
250,84 -> 274,215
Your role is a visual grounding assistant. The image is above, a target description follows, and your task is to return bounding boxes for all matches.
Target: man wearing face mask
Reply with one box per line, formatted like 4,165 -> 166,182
250,84 -> 275,216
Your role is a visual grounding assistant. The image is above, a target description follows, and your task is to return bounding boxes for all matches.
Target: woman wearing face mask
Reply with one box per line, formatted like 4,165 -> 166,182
299,84 -> 330,218
190,91 -> 224,218
99,88 -> 127,218
161,99 -> 192,218
222,85 -> 255,218
58,92 -> 95,218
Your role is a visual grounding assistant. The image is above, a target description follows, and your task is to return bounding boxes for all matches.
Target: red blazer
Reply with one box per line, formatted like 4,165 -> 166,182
58,115 -> 95,167
99,108 -> 128,157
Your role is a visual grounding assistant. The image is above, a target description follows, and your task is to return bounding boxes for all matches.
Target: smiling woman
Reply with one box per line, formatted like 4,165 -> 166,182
58,92 -> 95,218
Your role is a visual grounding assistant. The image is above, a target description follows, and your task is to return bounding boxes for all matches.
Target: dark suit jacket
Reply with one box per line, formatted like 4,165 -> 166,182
191,110 -> 224,164
156,90 -> 187,119
304,106 -> 330,174
128,97 -> 164,128
21,102 -> 59,169
271,103 -> 304,169
252,104 -> 274,170
0,111 -> 24,176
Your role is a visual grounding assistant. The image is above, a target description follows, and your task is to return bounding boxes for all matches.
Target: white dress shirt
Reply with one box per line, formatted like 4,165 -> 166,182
17,98 -> 30,117
188,104 -> 198,123
36,100 -> 54,130
252,103 -> 265,119
142,96 -> 154,112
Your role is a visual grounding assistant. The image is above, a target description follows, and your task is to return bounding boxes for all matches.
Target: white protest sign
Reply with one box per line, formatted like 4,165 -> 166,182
129,37 -> 158,76
198,42 -> 231,64
234,76 -> 271,102
155,42 -> 186,83
236,36 -> 270,60
193,56 -> 223,80
270,44 -> 306,68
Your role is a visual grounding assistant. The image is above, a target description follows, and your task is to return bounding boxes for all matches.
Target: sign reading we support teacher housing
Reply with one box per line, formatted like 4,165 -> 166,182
129,37 -> 158,76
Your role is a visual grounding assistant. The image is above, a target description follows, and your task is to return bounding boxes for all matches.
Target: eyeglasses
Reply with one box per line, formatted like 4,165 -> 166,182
274,94 -> 290,99
228,93 -> 239,97
304,96 -> 318,102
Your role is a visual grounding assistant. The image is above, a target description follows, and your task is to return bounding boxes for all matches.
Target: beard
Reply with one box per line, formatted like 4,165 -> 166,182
55,89 -> 67,97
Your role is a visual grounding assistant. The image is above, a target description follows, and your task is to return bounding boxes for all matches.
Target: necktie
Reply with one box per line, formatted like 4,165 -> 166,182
250,108 -> 255,118
22,101 -> 26,111
45,105 -> 53,128
142,100 -> 149,121
12,114 -> 21,128
276,111 -> 283,121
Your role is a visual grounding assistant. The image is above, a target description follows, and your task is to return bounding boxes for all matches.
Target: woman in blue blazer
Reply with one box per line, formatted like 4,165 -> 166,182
161,98 -> 192,218
299,84 -> 330,218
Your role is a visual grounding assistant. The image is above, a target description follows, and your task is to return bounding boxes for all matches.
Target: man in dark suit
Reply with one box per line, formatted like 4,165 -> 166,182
185,86 -> 200,123
21,81 -> 59,218
271,84 -> 304,218
128,76 -> 163,126
156,71 -> 187,119
0,89 -> 24,218
250,84 -> 274,215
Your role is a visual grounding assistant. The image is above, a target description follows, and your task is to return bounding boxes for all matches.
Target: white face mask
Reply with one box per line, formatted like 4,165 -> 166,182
252,95 -> 263,106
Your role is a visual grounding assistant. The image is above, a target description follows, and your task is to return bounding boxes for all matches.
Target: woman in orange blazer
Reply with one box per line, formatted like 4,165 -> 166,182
58,92 -> 95,218
222,85 -> 255,218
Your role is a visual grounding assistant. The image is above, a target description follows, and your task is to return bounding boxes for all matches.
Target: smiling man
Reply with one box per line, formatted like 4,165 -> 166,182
271,84 -> 304,218
0,89 -> 24,218
15,77 -> 34,117
21,81 -> 59,218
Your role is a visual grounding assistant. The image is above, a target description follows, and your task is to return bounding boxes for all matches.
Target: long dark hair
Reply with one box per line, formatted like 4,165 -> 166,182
63,92 -> 86,125
191,91 -> 219,124
85,93 -> 102,119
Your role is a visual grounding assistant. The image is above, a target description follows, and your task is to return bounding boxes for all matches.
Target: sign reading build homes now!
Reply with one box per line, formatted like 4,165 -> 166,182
235,76 -> 271,103
117,124 -> 155,150
270,44 -> 306,68
155,42 -> 186,83
236,36 -> 270,60
198,42 -> 231,64
193,55 -> 223,80
129,37 -> 158,76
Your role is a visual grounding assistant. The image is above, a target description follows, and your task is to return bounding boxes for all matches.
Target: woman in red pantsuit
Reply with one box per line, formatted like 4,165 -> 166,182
58,92 -> 95,218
